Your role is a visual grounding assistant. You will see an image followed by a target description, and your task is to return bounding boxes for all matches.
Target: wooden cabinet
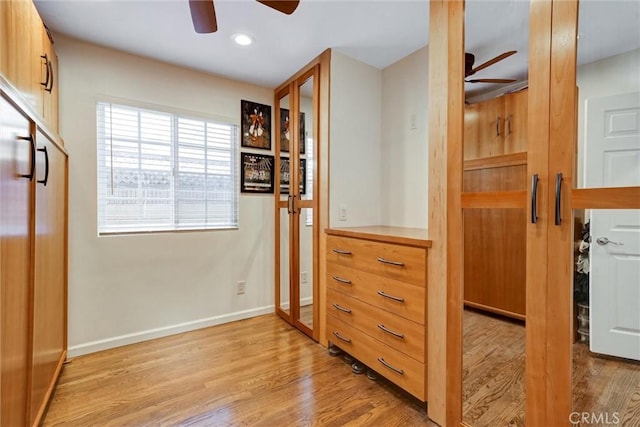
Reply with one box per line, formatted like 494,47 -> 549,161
325,227 -> 431,401
464,89 -> 528,160
0,0 -> 59,134
1,81 -> 67,426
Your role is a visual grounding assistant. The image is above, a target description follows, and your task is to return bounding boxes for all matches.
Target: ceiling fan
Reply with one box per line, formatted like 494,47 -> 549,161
465,50 -> 518,84
189,0 -> 300,33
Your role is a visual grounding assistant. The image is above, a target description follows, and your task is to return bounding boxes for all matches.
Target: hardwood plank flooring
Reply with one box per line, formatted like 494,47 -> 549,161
44,314 -> 435,426
462,309 -> 640,427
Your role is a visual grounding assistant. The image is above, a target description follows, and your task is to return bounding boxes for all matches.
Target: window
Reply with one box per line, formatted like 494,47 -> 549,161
97,102 -> 238,234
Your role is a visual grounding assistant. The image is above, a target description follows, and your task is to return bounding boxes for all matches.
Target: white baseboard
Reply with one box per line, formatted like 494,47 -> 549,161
280,297 -> 313,310
67,305 -> 275,358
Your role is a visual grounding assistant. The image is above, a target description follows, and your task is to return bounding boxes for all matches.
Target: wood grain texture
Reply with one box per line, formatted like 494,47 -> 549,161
504,90 -> 528,155
44,315 -> 438,426
571,187 -> 640,209
464,96 -> 505,159
326,226 -> 431,248
463,152 -> 527,171
461,190 -> 527,209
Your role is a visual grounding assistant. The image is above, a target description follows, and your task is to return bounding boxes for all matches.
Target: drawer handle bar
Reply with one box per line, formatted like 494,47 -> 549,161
332,248 -> 352,255
377,324 -> 404,339
332,303 -> 352,314
332,331 -> 351,343
378,357 -> 404,375
377,257 -> 404,267
332,275 -> 352,285
377,290 -> 404,303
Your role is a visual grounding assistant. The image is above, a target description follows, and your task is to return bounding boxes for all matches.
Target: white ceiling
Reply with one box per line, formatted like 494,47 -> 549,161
34,0 -> 639,93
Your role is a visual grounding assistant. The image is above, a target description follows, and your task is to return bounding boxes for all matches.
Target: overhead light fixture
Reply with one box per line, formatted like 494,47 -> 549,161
232,33 -> 253,46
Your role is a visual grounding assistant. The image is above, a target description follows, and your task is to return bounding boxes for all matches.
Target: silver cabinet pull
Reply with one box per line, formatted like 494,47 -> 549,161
332,248 -> 352,255
332,276 -> 352,285
332,303 -> 352,314
377,257 -> 404,267
378,357 -> 404,375
596,237 -> 623,246
377,324 -> 404,339
332,331 -> 351,343
377,290 -> 404,303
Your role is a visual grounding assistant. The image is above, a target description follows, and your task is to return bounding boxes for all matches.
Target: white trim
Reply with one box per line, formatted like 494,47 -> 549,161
67,305 -> 274,358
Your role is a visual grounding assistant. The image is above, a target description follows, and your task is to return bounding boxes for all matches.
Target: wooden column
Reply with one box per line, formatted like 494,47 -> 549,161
427,1 -> 464,425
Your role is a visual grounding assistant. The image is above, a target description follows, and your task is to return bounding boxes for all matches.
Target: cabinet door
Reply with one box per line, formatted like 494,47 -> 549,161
41,29 -> 58,133
0,93 -> 34,427
30,130 -> 67,425
464,96 -> 505,159
503,89 -> 528,154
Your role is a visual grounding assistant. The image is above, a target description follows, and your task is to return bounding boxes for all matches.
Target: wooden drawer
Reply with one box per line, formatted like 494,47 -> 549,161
327,262 -> 425,324
326,314 -> 426,401
326,235 -> 426,286
327,288 -> 424,362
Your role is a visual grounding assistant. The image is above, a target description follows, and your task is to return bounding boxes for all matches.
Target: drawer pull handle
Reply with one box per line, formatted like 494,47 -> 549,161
378,357 -> 404,375
333,248 -> 352,255
332,331 -> 351,343
377,257 -> 404,267
377,290 -> 405,303
332,276 -> 352,285
377,324 -> 404,339
332,303 -> 352,314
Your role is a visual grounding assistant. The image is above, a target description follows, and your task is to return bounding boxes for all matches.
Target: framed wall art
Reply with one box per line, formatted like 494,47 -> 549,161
241,100 -> 271,150
279,157 -> 306,195
241,152 -> 274,194
279,108 -> 306,154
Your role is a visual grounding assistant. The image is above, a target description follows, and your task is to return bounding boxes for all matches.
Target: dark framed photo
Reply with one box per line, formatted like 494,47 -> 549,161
279,157 -> 306,195
241,100 -> 271,150
241,152 -> 274,193
279,108 -> 306,154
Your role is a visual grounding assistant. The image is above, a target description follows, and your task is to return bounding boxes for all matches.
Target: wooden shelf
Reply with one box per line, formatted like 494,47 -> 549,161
325,226 -> 431,248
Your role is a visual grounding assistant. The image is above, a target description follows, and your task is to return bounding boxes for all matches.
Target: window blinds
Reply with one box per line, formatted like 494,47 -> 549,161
97,102 -> 238,234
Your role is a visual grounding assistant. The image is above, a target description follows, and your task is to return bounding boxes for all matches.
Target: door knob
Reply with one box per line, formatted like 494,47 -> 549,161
596,237 -> 623,246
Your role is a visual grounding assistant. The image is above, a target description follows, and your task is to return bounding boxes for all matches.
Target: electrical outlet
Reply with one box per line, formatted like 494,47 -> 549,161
236,281 -> 246,295
301,271 -> 308,283
339,205 -> 348,221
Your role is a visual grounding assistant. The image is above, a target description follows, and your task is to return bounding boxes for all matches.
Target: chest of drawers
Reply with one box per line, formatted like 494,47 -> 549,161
325,226 -> 431,401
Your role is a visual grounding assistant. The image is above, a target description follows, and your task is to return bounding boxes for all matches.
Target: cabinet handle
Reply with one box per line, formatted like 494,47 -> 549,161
555,173 -> 563,226
531,174 -> 539,224
40,54 -> 50,88
332,331 -> 351,343
37,146 -> 49,186
378,357 -> 404,375
46,60 -> 54,93
287,195 -> 292,214
377,257 -> 404,267
332,248 -> 352,255
331,276 -> 351,285
377,290 -> 404,303
377,324 -> 404,339
332,303 -> 352,314
291,195 -> 297,215
496,116 -> 501,137
18,135 -> 36,181
506,114 -> 512,136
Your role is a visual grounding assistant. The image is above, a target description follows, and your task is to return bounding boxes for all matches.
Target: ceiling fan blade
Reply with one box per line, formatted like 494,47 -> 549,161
189,0 -> 217,33
469,50 -> 517,76
257,0 -> 300,15
466,78 -> 518,84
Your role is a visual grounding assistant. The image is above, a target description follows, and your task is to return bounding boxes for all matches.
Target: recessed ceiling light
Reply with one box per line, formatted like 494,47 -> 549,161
232,33 -> 253,46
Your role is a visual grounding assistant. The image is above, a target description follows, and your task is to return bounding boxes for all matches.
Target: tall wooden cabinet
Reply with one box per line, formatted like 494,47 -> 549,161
463,89 -> 528,320
1,0 -> 67,425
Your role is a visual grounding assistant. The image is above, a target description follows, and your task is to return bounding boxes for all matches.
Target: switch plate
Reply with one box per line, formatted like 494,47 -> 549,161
301,271 -> 308,283
339,205 -> 348,221
236,281 -> 246,295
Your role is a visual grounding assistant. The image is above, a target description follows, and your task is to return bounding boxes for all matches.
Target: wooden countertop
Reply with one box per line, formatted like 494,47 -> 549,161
325,226 -> 432,248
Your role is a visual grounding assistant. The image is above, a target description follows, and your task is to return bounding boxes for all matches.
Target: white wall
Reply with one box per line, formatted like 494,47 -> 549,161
577,48 -> 640,187
381,46 -> 429,228
329,51 -> 383,227
56,35 -> 277,356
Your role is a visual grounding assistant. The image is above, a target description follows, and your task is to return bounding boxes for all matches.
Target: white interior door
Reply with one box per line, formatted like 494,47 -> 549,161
586,91 -> 640,360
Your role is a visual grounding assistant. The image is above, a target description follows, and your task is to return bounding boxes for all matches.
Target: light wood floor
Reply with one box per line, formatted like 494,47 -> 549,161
44,314 -> 436,426
462,309 -> 640,427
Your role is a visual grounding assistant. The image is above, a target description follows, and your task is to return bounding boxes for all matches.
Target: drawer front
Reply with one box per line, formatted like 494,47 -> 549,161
326,314 -> 426,401
327,288 -> 425,362
327,262 -> 425,324
326,235 -> 426,285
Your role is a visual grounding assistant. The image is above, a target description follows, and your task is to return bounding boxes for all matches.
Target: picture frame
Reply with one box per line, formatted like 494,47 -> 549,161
279,108 -> 306,154
241,152 -> 274,193
241,100 -> 271,150
279,157 -> 306,195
